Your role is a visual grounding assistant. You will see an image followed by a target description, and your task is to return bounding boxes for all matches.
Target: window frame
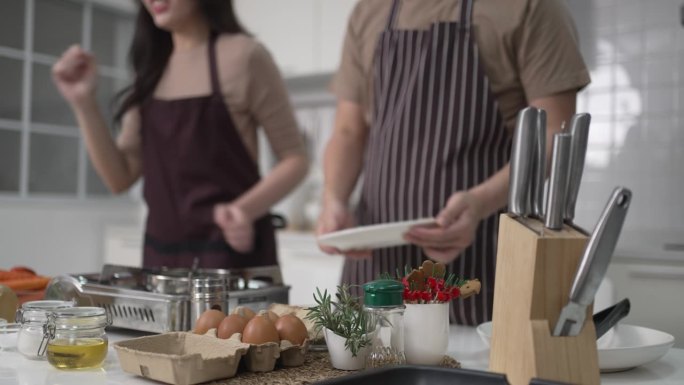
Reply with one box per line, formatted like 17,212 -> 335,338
0,0 -> 137,203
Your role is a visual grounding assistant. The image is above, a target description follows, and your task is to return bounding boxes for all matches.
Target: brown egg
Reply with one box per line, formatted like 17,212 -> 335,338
232,306 -> 256,320
217,314 -> 248,339
274,314 -> 308,345
194,309 -> 225,335
242,313 -> 279,345
263,310 -> 279,324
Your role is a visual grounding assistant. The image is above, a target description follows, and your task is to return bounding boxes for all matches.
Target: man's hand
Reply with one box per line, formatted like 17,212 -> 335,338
404,191 -> 484,264
316,199 -> 371,258
213,203 -> 254,253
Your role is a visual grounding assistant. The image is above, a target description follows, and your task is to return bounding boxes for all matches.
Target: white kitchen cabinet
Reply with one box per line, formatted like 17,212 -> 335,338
606,257 -> 684,348
234,0 -> 357,76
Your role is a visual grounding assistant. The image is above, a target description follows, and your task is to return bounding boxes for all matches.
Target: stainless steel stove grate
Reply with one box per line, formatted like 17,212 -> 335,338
45,265 -> 289,333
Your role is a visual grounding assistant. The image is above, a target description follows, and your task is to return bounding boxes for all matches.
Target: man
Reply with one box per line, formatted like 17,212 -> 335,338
318,0 -> 590,325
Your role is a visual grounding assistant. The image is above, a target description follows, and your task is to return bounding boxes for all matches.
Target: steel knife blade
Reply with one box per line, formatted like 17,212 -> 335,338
531,109 -> 547,219
508,107 -> 537,217
564,113 -> 591,223
544,133 -> 572,230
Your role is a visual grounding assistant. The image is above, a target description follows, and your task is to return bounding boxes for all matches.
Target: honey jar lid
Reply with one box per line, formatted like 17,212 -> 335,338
49,306 -> 110,330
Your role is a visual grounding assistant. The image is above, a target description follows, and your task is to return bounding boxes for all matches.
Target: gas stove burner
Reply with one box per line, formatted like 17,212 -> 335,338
45,264 -> 289,333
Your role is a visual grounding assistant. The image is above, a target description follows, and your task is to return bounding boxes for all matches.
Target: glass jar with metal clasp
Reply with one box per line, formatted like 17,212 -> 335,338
16,300 -> 74,360
39,307 -> 111,370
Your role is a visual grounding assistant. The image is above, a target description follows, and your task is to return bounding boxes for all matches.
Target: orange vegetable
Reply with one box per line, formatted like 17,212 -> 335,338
3,276 -> 50,291
10,266 -> 36,275
0,271 -> 35,281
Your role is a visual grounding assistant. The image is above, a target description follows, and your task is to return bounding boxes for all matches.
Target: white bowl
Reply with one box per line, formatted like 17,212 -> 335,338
475,322 -> 674,372
476,321 -> 493,348
598,324 -> 675,372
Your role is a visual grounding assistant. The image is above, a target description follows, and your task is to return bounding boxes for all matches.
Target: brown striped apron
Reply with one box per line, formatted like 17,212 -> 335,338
139,33 -> 278,270
341,0 -> 512,325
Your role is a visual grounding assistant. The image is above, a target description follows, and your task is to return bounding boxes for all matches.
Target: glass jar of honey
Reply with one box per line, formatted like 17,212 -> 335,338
39,307 -> 111,370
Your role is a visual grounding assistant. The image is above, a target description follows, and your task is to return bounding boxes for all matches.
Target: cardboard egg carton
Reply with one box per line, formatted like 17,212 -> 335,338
114,332 -> 249,385
114,330 -> 310,385
204,329 -> 310,371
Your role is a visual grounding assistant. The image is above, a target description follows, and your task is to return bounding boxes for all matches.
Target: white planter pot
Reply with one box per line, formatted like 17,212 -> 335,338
404,302 -> 449,365
323,327 -> 371,370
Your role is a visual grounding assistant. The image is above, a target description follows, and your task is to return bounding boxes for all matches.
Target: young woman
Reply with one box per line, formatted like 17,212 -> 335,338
52,0 -> 308,269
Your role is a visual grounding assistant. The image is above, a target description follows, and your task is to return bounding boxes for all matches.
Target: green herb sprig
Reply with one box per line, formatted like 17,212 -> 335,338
305,284 -> 371,357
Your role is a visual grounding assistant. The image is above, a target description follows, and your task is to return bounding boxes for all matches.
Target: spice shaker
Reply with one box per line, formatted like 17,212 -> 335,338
190,276 -> 227,331
15,300 -> 74,359
363,279 -> 406,368
39,306 -> 111,370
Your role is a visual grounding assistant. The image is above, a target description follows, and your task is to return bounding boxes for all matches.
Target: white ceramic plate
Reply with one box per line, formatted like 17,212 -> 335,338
476,322 -> 675,372
317,218 -> 437,251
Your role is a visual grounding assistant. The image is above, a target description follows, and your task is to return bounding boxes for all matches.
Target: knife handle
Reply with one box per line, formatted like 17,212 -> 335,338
508,107 -> 537,216
544,133 -> 572,230
570,187 -> 632,306
531,109 -> 547,219
594,298 -> 631,340
565,113 -> 591,222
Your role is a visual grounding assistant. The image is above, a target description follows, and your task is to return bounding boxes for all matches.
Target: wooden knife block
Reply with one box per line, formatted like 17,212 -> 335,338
489,214 -> 599,385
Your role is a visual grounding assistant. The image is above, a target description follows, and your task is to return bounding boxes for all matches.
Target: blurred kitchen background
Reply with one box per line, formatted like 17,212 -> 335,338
0,0 -> 683,345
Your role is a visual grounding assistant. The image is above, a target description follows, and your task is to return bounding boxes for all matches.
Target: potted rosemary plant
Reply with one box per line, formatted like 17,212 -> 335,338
306,284 -> 373,370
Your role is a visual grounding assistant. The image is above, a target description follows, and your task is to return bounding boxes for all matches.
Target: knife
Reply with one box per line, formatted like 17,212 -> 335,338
531,109 -> 547,219
508,107 -> 537,217
564,113 -> 591,223
593,298 -> 630,340
544,133 -> 572,230
553,187 -> 632,337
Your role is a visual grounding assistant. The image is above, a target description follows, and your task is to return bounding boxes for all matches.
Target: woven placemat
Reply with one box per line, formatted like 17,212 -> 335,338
209,352 -> 461,385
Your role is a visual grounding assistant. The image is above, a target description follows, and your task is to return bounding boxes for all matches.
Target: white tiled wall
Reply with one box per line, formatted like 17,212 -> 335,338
567,0 -> 684,259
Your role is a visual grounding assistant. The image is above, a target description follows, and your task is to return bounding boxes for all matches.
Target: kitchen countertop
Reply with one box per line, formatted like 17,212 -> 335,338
0,326 -> 681,385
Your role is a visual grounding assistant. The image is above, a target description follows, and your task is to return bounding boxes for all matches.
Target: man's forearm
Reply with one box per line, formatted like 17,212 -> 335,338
322,130 -> 366,205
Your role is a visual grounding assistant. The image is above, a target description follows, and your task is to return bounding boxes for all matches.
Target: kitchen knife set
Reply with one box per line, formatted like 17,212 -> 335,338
508,107 -> 592,229
508,108 -> 632,337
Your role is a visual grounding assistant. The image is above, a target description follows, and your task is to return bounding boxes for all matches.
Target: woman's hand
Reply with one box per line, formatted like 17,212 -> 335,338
213,203 -> 255,254
52,45 -> 98,106
404,191 -> 485,264
316,198 -> 371,258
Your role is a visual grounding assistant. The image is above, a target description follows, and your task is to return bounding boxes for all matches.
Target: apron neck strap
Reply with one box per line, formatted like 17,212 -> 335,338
458,0 -> 474,26
385,0 -> 475,31
385,0 -> 402,31
208,32 -> 221,95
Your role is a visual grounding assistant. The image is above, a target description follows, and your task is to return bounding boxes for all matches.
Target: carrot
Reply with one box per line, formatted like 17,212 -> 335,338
10,266 -> 36,275
3,276 -> 51,291
0,270 -> 35,281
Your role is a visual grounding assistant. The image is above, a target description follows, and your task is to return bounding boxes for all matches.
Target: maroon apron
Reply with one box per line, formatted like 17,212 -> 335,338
341,0 -> 512,325
139,33 -> 278,269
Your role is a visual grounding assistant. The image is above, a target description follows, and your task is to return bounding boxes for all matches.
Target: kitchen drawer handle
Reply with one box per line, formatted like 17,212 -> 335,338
629,266 -> 684,280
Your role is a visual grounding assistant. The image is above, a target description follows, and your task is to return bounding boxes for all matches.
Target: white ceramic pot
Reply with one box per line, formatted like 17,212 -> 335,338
404,302 -> 449,365
323,328 -> 371,370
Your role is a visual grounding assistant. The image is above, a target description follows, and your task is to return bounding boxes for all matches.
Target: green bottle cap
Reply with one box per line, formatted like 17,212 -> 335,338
363,279 -> 404,307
